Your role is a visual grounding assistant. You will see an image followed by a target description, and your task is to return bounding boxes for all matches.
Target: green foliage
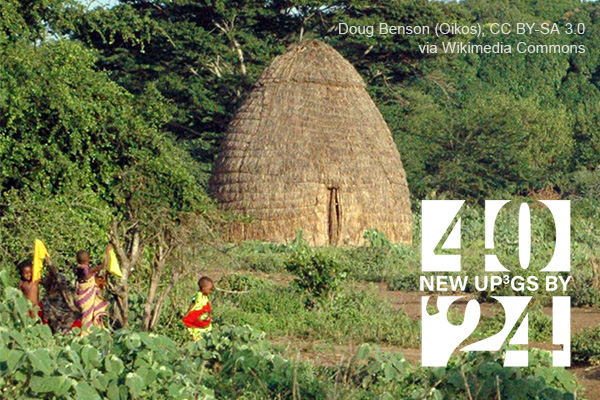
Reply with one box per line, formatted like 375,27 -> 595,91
572,326 -> 600,365
471,306 -> 552,343
345,343 -> 411,389
330,344 -> 579,399
286,232 -> 346,299
0,270 -> 330,399
0,31 -> 213,261
64,0 -> 600,201
202,197 -> 600,310
393,90 -> 573,199
0,0 -> 215,333
527,308 -> 553,342
0,189 -> 112,270
0,268 -> 583,399
194,325 -> 327,399
409,349 -> 578,400
349,229 -> 419,288
0,2 -> 597,397
0,32 -> 207,212
217,273 -> 273,292
0,270 -> 212,399
0,0 -> 77,44
226,241 -> 290,273
68,0 -> 292,162
213,276 -> 420,347
569,269 -> 600,307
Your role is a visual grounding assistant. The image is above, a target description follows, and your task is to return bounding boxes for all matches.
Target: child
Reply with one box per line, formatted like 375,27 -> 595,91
183,276 -> 214,340
74,247 -> 110,331
17,259 -> 42,319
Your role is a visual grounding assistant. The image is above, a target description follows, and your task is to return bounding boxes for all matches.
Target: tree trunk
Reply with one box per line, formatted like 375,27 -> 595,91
108,220 -> 141,329
142,249 -> 166,331
146,267 -> 186,331
112,284 -> 130,329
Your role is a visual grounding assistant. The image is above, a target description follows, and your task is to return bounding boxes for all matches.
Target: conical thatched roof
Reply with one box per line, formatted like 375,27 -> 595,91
210,39 -> 412,246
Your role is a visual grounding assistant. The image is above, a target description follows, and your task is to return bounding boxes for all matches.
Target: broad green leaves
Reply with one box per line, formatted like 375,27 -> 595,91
125,372 -> 145,397
0,282 -> 582,399
0,285 -> 218,399
30,375 -> 71,395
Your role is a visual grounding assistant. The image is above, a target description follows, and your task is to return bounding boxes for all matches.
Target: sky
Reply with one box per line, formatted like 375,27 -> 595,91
81,0 -> 599,11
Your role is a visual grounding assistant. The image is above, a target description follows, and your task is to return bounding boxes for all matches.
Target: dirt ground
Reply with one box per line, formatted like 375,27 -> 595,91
210,269 -> 600,398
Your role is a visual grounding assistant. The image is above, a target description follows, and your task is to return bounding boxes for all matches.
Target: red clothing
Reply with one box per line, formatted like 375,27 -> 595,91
182,292 -> 211,340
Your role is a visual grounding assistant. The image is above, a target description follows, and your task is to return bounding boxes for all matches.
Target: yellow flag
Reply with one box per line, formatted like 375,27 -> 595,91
107,249 -> 123,278
32,239 -> 49,281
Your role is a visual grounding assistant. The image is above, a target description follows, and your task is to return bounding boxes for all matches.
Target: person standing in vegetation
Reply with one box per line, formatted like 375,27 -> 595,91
183,276 -> 214,340
17,259 -> 43,319
74,246 -> 111,331
41,269 -> 82,333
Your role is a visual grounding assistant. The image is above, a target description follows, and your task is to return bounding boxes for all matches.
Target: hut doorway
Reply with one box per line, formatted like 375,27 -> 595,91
328,187 -> 341,245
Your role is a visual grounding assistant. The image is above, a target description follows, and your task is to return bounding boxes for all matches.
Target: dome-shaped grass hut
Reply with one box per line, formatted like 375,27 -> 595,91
210,40 -> 412,246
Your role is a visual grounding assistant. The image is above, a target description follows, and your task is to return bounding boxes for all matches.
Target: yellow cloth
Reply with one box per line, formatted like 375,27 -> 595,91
32,239 -> 49,282
106,249 -> 123,278
187,292 -> 212,340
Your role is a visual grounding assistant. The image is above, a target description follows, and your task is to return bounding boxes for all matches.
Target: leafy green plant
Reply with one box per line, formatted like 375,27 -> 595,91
217,273 -> 273,292
346,229 -> 419,286
0,268 -> 584,400
193,325 -> 327,399
569,270 -> 600,307
345,344 -> 411,389
572,326 -> 600,365
0,269 -> 330,399
408,349 -> 578,400
331,345 -> 579,399
229,242 -> 290,273
213,275 -> 419,347
0,271 -> 214,399
285,232 -> 346,300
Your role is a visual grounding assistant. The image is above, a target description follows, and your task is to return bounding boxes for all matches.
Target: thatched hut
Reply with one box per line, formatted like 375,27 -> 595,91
210,40 -> 412,246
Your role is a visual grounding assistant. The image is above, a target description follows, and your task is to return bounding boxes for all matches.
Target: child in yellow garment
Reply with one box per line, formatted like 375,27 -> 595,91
182,276 -> 214,340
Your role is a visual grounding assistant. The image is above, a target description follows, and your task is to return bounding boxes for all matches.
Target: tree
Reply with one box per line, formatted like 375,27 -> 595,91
0,1 -> 214,329
68,0 -> 292,163
60,0 -> 600,200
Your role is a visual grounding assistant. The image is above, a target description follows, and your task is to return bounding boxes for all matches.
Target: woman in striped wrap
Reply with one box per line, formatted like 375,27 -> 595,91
74,246 -> 111,332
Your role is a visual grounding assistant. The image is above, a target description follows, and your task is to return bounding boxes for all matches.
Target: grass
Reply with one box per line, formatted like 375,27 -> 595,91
212,276 -> 420,347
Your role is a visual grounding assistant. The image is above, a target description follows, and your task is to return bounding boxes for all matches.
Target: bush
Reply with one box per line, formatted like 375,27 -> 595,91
0,270 -> 213,399
569,270 -> 600,307
572,326 -> 600,365
348,229 -> 419,287
213,276 -> 420,347
344,344 -> 412,389
0,267 -> 582,400
331,345 -> 579,399
0,268 -> 329,399
195,326 -> 327,399
472,306 -> 552,343
411,349 -> 579,400
217,273 -> 273,292
285,233 -> 346,300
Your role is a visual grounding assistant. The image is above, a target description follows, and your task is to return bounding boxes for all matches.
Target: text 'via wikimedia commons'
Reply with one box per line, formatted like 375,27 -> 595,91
337,22 -> 587,54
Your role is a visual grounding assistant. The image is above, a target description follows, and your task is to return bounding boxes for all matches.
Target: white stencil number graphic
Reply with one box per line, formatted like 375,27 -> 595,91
420,200 -> 571,367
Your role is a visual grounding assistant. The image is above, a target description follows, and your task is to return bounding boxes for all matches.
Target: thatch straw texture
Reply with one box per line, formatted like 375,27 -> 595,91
210,40 -> 412,246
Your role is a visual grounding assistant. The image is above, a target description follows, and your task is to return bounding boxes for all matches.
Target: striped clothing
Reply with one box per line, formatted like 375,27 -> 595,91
75,266 -> 107,332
